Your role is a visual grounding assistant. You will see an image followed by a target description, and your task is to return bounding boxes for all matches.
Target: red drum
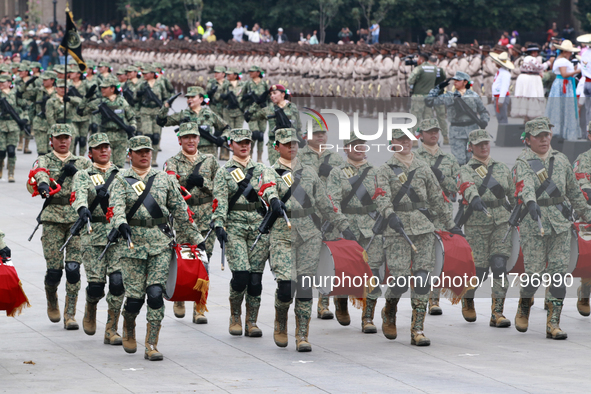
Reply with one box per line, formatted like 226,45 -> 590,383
0,258 -> 31,317
507,227 -> 525,274
165,244 -> 209,313
431,231 -> 476,301
315,239 -> 373,297
568,223 -> 591,278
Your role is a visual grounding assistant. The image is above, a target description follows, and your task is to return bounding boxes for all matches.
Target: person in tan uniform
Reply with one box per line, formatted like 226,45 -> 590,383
466,47 -> 484,96
482,46 -> 498,103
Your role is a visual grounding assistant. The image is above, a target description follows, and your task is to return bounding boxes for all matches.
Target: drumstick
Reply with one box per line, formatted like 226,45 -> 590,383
86,218 -> 93,234
282,210 -> 291,229
537,217 -> 545,237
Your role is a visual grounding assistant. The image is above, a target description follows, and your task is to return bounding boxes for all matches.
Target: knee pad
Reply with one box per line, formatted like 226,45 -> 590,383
549,276 -> 567,299
44,268 -> 63,286
6,145 -> 15,158
86,282 -> 105,299
124,297 -> 144,314
64,261 -> 81,284
247,272 -> 263,297
108,271 -> 124,296
489,254 -> 507,279
0,150 -> 5,161
74,137 -> 80,147
230,271 -> 249,292
276,280 -> 295,303
522,278 -> 538,296
146,284 -> 164,309
412,270 -> 431,295
388,275 -> 409,296
296,275 -> 313,301
475,267 -> 489,285
79,136 -> 87,147
150,133 -> 160,146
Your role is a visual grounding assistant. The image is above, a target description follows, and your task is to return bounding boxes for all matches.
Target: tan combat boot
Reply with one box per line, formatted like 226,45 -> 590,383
428,297 -> 442,316
24,138 -> 32,154
104,309 -> 123,345
295,315 -> 312,352
515,297 -> 534,333
144,322 -> 163,361
334,296 -> 351,326
443,136 -> 450,145
192,302 -> 208,324
17,135 -> 23,151
490,298 -> 511,328
256,149 -> 263,163
244,297 -> 263,337
45,285 -> 61,323
361,298 -> 377,333
273,304 -> 289,347
381,298 -> 399,340
7,163 -> 15,183
410,305 -> 431,346
219,148 -> 230,161
173,301 -> 185,318
546,300 -> 568,340
317,295 -> 333,319
229,293 -> 243,336
122,312 -> 137,353
0,159 -> 3,179
461,297 -> 477,322
577,284 -> 590,317
63,293 -> 79,330
83,301 -> 97,335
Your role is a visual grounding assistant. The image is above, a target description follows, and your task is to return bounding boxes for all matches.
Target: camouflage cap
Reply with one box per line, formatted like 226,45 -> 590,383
225,67 -> 240,75
0,74 -> 11,83
275,128 -> 299,144
86,59 -> 96,68
229,128 -> 252,142
30,61 -> 42,69
0,64 -> 11,73
49,123 -> 73,137
468,129 -> 492,145
116,69 -> 127,75
177,122 -> 200,137
88,132 -> 110,148
9,62 -> 18,69
418,118 -> 441,132
311,122 -> 327,133
452,71 -> 470,81
18,63 -> 29,72
143,65 -> 157,73
525,117 -> 552,136
98,61 -> 111,68
391,129 -> 409,139
99,75 -> 119,88
53,65 -> 65,74
538,116 -> 554,128
153,62 -> 163,69
42,71 -> 57,80
186,86 -> 205,97
213,65 -> 226,73
56,79 -> 68,87
21,60 -> 31,66
248,65 -> 263,72
128,135 -> 153,151
343,130 -> 366,146
125,65 -> 139,73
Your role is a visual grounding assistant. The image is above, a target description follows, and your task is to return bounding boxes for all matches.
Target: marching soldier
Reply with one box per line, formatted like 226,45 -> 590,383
157,86 -> 229,156
513,118 -> 591,339
375,128 -> 463,346
456,129 -> 515,327
30,124 -> 91,329
211,128 -> 278,338
164,122 -> 220,324
154,62 -> 175,97
71,133 -> 124,344
414,118 -> 460,314
23,71 -> 57,156
123,66 -> 142,135
242,65 -> 269,163
67,62 -> 93,156
97,61 -> 112,81
109,135 -> 205,360
15,63 -> 34,154
77,75 -> 136,168
46,78 -> 82,131
0,74 -> 28,182
220,67 -> 245,159
205,65 -> 226,118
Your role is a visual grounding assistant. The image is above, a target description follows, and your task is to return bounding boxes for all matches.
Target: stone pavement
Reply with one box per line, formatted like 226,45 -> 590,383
1,99 -> 590,393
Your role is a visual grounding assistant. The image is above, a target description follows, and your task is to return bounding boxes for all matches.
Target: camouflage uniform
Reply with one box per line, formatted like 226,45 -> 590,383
66,63 -> 95,156
78,76 -> 137,168
22,71 -> 57,155
430,71 -> 490,165
573,144 -> 591,315
375,130 -> 457,345
45,80 -> 82,131
0,74 -> 28,181
513,118 -> 591,339
71,133 -> 124,343
154,63 -> 175,97
221,68 -> 245,131
205,66 -> 226,117
211,128 -> 279,337
458,129 -> 516,326
158,86 -> 229,156
32,124 -> 91,328
123,67 -> 143,132
164,122 -> 220,323
14,64 -> 34,154
110,136 -> 204,359
242,66 -> 270,162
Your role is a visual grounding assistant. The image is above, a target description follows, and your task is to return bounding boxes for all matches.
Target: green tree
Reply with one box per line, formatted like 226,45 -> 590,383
312,0 -> 343,43
184,0 -> 204,29
576,0 -> 591,32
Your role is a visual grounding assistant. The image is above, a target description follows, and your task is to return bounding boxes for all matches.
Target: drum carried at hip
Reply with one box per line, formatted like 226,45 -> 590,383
165,244 -> 210,313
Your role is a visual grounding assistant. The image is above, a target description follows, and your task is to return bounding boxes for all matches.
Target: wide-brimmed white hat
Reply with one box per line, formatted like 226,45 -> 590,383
577,34 -> 591,44
554,39 -> 580,53
489,52 -> 515,70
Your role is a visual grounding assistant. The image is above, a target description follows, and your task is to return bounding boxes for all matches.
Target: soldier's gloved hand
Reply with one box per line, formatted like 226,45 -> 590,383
341,228 -> 358,242
243,110 -> 252,122
318,163 -> 332,177
215,227 -> 228,244
77,207 -> 92,222
187,173 -> 204,189
430,166 -> 444,183
96,186 -> 109,200
387,213 -> 405,235
77,107 -> 85,116
470,196 -> 487,212
298,135 -> 306,148
16,90 -> 23,99
583,188 -> 591,205
63,163 -> 78,176
37,182 -> 50,198
89,123 -> 98,133
63,95 -> 70,103
0,246 -> 10,260
118,223 -> 132,240
124,125 -> 136,138
26,76 -> 38,86
526,200 -> 542,221
270,198 -> 286,216
197,242 -> 206,251
85,84 -> 97,98
448,226 -> 465,237
156,116 -> 167,127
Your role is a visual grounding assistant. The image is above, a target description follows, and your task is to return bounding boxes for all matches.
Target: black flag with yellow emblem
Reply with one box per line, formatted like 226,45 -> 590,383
58,10 -> 86,72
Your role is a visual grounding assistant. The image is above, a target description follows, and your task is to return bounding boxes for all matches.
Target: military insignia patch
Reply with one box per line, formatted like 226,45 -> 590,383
90,174 -> 105,186
342,167 -> 355,179
281,172 -> 293,187
230,168 -> 245,183
475,165 -> 488,178
132,180 -> 146,196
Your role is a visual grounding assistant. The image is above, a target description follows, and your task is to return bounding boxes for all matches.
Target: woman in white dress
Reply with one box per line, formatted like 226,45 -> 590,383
512,44 -> 546,121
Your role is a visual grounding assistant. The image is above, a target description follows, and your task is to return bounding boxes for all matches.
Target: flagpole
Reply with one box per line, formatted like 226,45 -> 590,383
63,6 -> 69,123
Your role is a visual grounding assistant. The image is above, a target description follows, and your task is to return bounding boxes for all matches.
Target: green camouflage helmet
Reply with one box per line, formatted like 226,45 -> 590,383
213,65 -> 226,73
88,133 -> 110,148
42,71 -> 57,80
418,118 -> 441,133
177,122 -> 200,137
186,86 -> 205,97
343,130 -> 366,146
468,129 -> 492,145
128,135 -> 153,151
229,128 -> 252,142
525,117 -> 552,136
50,123 -> 74,137
275,128 -> 299,144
